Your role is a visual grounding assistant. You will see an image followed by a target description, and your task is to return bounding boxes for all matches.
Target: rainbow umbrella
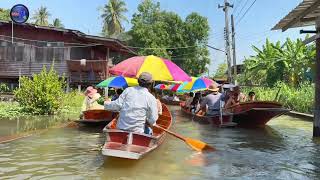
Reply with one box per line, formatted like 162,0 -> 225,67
168,84 -> 181,92
96,76 -> 138,88
154,84 -> 167,90
178,77 -> 215,92
110,55 -> 191,81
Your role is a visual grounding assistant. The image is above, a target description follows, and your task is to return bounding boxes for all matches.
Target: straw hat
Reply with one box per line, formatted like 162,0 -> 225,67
85,86 -> 98,98
207,84 -> 219,92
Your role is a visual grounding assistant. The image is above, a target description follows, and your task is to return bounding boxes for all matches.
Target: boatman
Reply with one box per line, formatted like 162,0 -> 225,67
104,72 -> 159,134
198,84 -> 225,116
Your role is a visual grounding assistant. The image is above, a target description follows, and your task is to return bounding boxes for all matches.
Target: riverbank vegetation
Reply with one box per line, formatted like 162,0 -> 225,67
0,66 -> 84,119
242,82 -> 314,114
238,37 -> 315,114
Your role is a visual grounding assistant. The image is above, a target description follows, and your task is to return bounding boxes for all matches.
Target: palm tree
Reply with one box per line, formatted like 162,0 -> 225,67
101,0 -> 128,37
32,6 -> 51,26
52,18 -> 64,28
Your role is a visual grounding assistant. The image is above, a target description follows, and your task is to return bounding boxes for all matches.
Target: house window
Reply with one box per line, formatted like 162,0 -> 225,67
35,42 -> 46,62
14,42 -> 24,61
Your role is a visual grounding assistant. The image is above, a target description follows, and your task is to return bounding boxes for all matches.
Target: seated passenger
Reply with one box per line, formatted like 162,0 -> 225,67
224,92 -> 240,108
185,92 -> 194,108
81,86 -> 104,112
198,84 -> 224,116
190,92 -> 201,114
248,91 -> 256,102
233,86 -> 246,102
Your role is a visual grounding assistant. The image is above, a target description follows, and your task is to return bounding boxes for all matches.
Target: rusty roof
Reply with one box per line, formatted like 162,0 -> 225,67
272,0 -> 320,31
0,20 -> 137,55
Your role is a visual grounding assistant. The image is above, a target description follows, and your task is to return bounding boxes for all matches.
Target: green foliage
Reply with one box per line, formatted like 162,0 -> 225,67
101,0 -> 128,37
129,0 -> 210,76
240,38 -> 315,87
60,91 -> 84,115
52,18 -> 64,28
14,66 -> 65,115
242,82 -> 314,114
214,63 -> 227,78
32,6 -> 51,26
0,83 -> 9,93
0,8 -> 10,21
0,102 -> 29,119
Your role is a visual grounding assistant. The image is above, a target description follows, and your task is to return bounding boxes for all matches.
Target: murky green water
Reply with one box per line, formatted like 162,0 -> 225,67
0,106 -> 319,179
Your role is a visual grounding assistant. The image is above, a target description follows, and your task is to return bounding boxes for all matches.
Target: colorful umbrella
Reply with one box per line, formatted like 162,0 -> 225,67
96,76 -> 138,88
110,55 -> 191,81
178,77 -> 215,92
168,84 -> 181,92
154,84 -> 167,90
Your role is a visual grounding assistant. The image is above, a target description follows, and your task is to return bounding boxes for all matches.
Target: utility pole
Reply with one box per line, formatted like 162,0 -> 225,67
231,14 -> 237,84
219,0 -> 233,83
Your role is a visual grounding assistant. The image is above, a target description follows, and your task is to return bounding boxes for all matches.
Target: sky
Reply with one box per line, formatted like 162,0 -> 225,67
0,0 -> 310,75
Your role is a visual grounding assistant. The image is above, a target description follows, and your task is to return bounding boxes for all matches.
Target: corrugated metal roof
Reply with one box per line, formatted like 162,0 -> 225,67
272,0 -> 320,31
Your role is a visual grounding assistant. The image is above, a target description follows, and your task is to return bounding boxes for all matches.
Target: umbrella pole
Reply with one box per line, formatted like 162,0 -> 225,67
104,87 -> 108,98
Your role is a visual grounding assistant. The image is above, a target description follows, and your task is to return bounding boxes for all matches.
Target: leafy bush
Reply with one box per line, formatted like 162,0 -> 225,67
242,82 -> 314,114
0,83 -> 9,93
14,66 -> 65,115
0,102 -> 29,119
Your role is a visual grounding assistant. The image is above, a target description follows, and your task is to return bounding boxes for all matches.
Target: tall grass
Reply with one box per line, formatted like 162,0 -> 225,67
242,82 -> 314,114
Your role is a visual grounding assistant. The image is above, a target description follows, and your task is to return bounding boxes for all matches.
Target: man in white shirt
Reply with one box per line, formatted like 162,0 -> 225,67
104,72 -> 158,134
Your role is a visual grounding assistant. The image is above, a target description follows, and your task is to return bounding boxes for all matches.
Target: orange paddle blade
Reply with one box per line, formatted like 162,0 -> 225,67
185,137 -> 216,152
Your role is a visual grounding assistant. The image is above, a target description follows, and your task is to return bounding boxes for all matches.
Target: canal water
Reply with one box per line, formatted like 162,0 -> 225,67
0,106 -> 319,179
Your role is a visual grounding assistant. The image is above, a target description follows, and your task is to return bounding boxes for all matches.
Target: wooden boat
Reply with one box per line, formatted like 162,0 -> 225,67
160,98 -> 181,106
179,102 -> 232,126
180,101 -> 289,127
225,101 -> 290,127
101,104 -> 172,159
74,109 -> 116,126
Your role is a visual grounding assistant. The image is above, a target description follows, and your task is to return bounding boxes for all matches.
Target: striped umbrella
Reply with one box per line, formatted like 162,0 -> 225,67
154,84 -> 168,90
110,55 -> 191,81
96,76 -> 138,88
178,77 -> 215,92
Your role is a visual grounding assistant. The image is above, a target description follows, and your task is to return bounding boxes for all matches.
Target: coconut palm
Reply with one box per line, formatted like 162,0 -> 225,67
52,18 -> 64,28
32,6 -> 51,26
101,0 -> 128,37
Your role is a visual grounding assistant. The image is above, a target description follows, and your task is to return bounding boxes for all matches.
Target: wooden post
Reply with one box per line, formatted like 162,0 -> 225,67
314,18 -> 320,137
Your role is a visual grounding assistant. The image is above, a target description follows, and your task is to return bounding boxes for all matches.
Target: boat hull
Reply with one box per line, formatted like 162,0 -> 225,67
75,109 -> 116,126
180,101 -> 289,127
102,104 -> 172,159
225,101 -> 290,127
160,99 -> 181,106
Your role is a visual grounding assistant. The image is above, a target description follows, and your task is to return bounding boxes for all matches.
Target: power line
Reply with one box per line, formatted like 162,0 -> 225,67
234,0 -> 251,18
126,44 -> 200,50
232,0 -> 243,14
236,0 -> 258,26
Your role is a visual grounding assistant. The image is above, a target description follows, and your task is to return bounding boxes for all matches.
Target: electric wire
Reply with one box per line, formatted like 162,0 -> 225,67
236,0 -> 258,26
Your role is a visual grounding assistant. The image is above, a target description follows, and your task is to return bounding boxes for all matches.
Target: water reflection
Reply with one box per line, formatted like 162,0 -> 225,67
0,106 -> 319,179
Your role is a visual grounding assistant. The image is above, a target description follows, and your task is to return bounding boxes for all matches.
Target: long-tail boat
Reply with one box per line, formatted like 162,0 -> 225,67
74,109 -> 116,126
101,104 -> 172,159
160,98 -> 181,106
180,101 -> 289,127
224,101 -> 290,127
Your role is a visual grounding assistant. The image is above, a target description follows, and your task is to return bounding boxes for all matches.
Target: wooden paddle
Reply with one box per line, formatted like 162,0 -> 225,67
154,124 -> 215,152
